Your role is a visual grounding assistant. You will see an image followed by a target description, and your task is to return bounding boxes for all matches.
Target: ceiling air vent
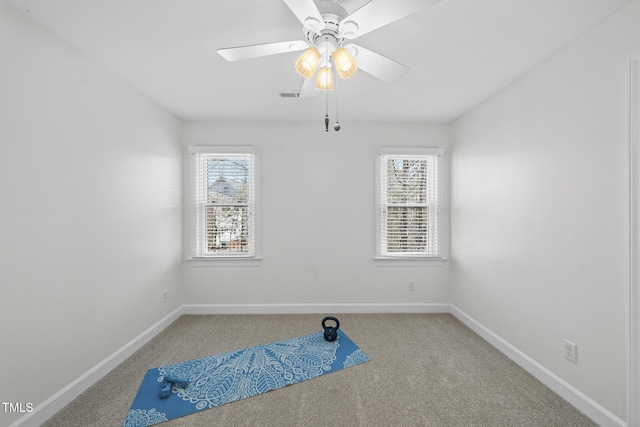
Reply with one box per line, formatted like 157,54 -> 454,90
277,91 -> 301,98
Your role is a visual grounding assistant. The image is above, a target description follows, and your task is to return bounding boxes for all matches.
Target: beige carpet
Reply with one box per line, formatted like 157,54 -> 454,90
42,313 -> 597,426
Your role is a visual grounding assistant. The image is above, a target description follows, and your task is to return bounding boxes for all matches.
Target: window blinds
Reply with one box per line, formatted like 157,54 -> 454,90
380,152 -> 442,257
190,149 -> 256,258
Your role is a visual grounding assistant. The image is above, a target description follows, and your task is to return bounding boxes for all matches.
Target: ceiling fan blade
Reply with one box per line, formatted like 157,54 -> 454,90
339,0 -> 440,39
282,0 -> 325,33
347,44 -> 409,83
218,40 -> 307,61
299,76 -> 318,99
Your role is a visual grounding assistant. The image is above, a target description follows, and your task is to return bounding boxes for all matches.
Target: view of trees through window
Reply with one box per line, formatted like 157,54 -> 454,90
205,157 -> 251,254
384,157 -> 432,254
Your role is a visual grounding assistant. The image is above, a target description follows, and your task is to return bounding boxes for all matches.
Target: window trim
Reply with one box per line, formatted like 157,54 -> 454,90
187,146 -> 261,266
374,147 -> 447,267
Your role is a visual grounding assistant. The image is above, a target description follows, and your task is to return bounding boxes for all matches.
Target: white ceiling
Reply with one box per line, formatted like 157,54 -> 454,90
6,0 -> 633,123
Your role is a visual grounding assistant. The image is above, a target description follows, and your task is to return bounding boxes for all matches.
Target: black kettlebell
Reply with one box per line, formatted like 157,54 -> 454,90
322,316 -> 340,342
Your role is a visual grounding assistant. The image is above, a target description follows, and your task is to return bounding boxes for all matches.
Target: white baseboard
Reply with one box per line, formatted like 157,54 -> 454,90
449,305 -> 626,427
9,306 -> 184,427
11,303 -> 625,427
182,303 -> 450,315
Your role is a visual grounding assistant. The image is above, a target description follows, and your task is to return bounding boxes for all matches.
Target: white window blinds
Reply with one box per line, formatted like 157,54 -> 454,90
190,148 -> 256,258
379,149 -> 443,257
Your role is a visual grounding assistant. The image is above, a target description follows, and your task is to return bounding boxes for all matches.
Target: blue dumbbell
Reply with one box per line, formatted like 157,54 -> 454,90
158,375 -> 190,398
165,375 -> 189,389
159,382 -> 172,399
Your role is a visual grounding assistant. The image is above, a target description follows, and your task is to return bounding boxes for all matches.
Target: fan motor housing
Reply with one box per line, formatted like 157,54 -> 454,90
303,1 -> 348,48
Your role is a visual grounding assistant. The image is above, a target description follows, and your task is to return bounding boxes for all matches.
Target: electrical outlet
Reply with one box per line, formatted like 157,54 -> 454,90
163,291 -> 168,303
408,281 -> 415,291
563,339 -> 577,363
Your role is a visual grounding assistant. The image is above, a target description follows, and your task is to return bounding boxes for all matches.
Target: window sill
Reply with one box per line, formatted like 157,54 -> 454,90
374,257 -> 447,267
187,257 -> 263,267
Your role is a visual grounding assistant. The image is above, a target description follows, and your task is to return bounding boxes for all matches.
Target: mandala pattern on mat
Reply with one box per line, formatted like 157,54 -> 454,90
123,408 -> 168,427
343,349 -> 370,368
158,331 -> 338,410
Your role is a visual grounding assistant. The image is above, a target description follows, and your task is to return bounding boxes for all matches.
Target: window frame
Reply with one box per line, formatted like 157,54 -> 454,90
187,146 -> 261,266
374,147 -> 446,267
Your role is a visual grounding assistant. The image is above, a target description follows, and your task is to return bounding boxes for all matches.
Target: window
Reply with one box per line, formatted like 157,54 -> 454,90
376,148 -> 445,264
188,147 -> 259,262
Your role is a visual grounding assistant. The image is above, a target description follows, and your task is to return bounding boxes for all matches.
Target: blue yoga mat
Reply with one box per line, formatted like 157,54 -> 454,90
123,329 -> 369,426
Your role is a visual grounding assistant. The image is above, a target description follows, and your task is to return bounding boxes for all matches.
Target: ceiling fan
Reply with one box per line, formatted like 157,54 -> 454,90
217,0 -> 440,98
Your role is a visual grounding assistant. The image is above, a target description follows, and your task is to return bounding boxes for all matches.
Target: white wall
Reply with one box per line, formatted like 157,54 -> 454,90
0,2 -> 182,426
451,1 -> 640,421
183,122 -> 450,307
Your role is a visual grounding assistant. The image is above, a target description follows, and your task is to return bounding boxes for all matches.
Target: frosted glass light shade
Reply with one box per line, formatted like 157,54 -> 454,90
315,67 -> 334,90
332,47 -> 357,79
295,47 -> 321,79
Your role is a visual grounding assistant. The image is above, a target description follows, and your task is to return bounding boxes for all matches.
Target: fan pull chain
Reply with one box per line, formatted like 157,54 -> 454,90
324,42 -> 329,132
325,86 -> 329,132
334,72 -> 341,131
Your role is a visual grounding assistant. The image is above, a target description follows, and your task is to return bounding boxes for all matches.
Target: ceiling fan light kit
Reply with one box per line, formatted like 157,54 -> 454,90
218,0 -> 432,129
295,33 -> 344,85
